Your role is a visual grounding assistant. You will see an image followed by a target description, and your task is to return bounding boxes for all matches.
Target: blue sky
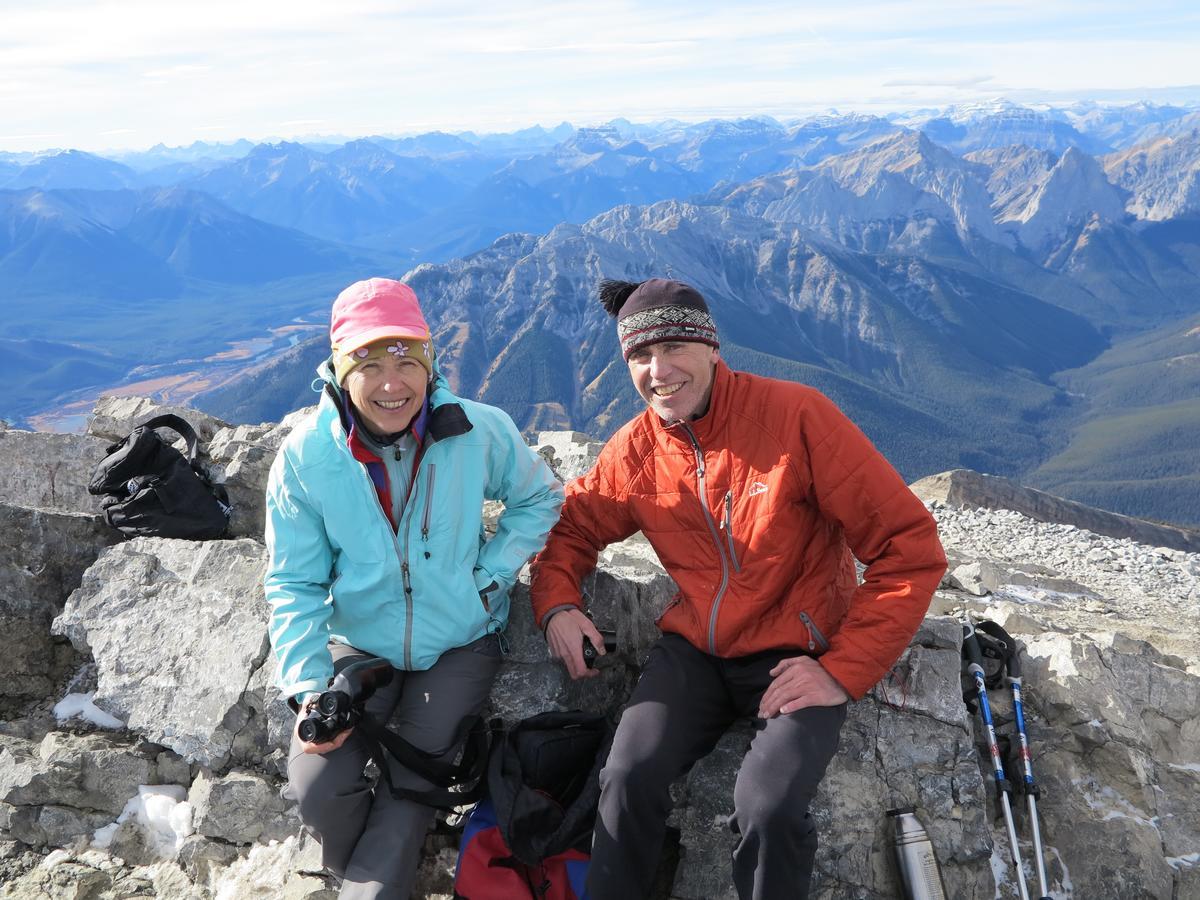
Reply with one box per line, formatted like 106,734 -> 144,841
3,0 -> 1199,153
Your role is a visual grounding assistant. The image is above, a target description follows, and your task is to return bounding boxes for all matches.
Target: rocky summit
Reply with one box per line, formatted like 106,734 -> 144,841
0,403 -> 1198,899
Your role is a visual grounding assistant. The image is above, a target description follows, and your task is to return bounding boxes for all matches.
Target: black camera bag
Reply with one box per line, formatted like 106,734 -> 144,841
88,413 -> 231,540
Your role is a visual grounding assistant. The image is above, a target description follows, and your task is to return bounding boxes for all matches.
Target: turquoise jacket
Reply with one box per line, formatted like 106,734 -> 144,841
264,361 -> 563,701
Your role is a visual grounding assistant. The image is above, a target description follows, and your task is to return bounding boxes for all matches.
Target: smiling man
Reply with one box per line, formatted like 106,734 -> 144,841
530,277 -> 947,900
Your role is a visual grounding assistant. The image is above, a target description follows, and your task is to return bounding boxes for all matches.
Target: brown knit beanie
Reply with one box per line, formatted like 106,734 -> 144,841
598,278 -> 719,360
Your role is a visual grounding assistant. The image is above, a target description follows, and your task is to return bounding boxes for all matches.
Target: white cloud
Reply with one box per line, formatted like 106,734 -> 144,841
1,0 -> 1198,150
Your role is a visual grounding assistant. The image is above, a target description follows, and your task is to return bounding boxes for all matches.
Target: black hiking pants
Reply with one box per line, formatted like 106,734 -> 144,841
588,633 -> 847,900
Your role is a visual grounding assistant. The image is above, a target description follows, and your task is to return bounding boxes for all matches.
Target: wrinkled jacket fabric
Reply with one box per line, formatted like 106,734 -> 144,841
266,362 -> 563,701
530,361 -> 946,700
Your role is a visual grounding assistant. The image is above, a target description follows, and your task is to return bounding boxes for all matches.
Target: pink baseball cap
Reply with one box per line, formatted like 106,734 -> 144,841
329,278 -> 431,354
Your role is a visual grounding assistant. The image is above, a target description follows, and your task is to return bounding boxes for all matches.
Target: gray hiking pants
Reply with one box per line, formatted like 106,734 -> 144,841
588,633 -> 847,900
284,636 -> 502,900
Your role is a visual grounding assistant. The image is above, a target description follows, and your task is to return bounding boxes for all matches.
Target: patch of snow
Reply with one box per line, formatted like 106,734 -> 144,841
39,848 -> 72,869
91,784 -> 193,857
53,692 -> 124,729
988,840 -> 1010,899
1167,852 -> 1200,869
1071,778 -> 1160,830
1047,845 -> 1074,896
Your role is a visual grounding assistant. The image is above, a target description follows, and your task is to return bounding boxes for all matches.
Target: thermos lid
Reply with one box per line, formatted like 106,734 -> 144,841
886,807 -> 916,817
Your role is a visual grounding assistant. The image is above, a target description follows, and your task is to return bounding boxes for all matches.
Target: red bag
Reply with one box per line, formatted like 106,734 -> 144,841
453,711 -> 611,900
453,798 -> 590,899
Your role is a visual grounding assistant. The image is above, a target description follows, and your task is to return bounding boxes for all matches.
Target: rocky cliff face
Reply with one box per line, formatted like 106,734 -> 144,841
1,405 -> 1198,899
1104,131 -> 1200,220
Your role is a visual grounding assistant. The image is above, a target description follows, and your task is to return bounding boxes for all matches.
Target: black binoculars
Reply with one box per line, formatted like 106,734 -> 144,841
297,656 -> 394,744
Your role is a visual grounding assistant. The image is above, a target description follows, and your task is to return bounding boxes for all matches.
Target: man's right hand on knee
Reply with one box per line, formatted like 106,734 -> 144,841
295,695 -> 356,754
545,608 -> 605,680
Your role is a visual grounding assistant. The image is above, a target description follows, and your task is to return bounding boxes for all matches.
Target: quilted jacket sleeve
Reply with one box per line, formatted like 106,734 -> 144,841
798,392 -> 947,699
528,437 -> 641,628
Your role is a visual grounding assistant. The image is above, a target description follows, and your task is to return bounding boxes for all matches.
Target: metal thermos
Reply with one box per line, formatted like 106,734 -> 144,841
887,807 -> 947,900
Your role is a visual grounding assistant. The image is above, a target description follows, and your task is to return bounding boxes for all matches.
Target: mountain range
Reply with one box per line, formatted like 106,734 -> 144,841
4,99 -> 1200,527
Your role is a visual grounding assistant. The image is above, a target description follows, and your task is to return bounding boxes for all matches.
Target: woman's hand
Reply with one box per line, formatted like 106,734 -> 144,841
294,695 -> 356,754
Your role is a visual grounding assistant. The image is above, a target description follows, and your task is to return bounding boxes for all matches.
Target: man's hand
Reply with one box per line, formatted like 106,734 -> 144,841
545,608 -> 605,680
294,696 -> 355,755
758,656 -> 850,718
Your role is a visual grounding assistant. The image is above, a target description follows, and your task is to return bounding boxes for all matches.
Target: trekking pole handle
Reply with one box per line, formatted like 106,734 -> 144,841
1006,642 -> 1023,680
961,620 -> 986,675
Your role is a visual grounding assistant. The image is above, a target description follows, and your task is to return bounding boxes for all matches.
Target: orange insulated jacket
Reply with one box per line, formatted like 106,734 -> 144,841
530,361 -> 947,700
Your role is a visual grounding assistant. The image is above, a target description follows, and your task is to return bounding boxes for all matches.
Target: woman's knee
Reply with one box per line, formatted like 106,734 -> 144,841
288,753 -> 370,829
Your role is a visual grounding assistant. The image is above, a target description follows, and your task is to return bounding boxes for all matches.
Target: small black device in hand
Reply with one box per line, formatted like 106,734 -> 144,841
582,630 -> 618,669
298,657 -> 394,744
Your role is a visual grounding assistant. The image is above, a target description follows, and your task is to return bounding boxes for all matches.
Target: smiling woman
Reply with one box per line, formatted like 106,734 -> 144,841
343,349 -> 430,435
262,276 -> 564,896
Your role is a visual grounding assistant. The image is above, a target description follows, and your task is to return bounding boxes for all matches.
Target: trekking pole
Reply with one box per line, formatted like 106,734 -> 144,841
999,632 -> 1052,900
962,614 -> 1030,900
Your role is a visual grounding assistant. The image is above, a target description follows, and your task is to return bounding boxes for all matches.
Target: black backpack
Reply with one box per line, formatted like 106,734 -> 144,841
452,710 -> 613,899
89,414 -> 232,540
489,710 -> 613,866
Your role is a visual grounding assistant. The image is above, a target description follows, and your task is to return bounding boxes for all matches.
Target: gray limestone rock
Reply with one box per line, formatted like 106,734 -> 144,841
534,430 -> 605,482
5,803 -> 114,851
0,857 -> 115,899
187,769 -> 294,845
947,560 -> 1003,596
912,468 -> 1200,554
0,505 -> 120,708
0,732 -> 162,849
86,397 -> 230,446
175,833 -> 240,886
52,538 -> 271,768
204,411 -> 308,540
0,429 -> 110,515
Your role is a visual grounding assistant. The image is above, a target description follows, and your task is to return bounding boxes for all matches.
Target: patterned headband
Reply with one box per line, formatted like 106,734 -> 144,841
617,305 -> 719,360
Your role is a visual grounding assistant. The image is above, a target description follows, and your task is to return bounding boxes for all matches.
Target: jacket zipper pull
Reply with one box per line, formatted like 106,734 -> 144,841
722,490 -> 732,529
798,611 -> 820,652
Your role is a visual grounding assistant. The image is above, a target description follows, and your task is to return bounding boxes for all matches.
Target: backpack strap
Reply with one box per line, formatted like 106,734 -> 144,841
359,714 -> 497,809
139,414 -> 203,465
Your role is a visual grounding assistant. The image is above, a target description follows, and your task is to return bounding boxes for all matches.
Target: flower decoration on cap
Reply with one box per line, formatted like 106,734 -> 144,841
334,337 -> 436,385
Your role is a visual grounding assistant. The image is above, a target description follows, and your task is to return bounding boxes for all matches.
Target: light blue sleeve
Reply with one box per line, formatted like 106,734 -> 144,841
263,450 -> 336,701
473,411 -> 564,596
